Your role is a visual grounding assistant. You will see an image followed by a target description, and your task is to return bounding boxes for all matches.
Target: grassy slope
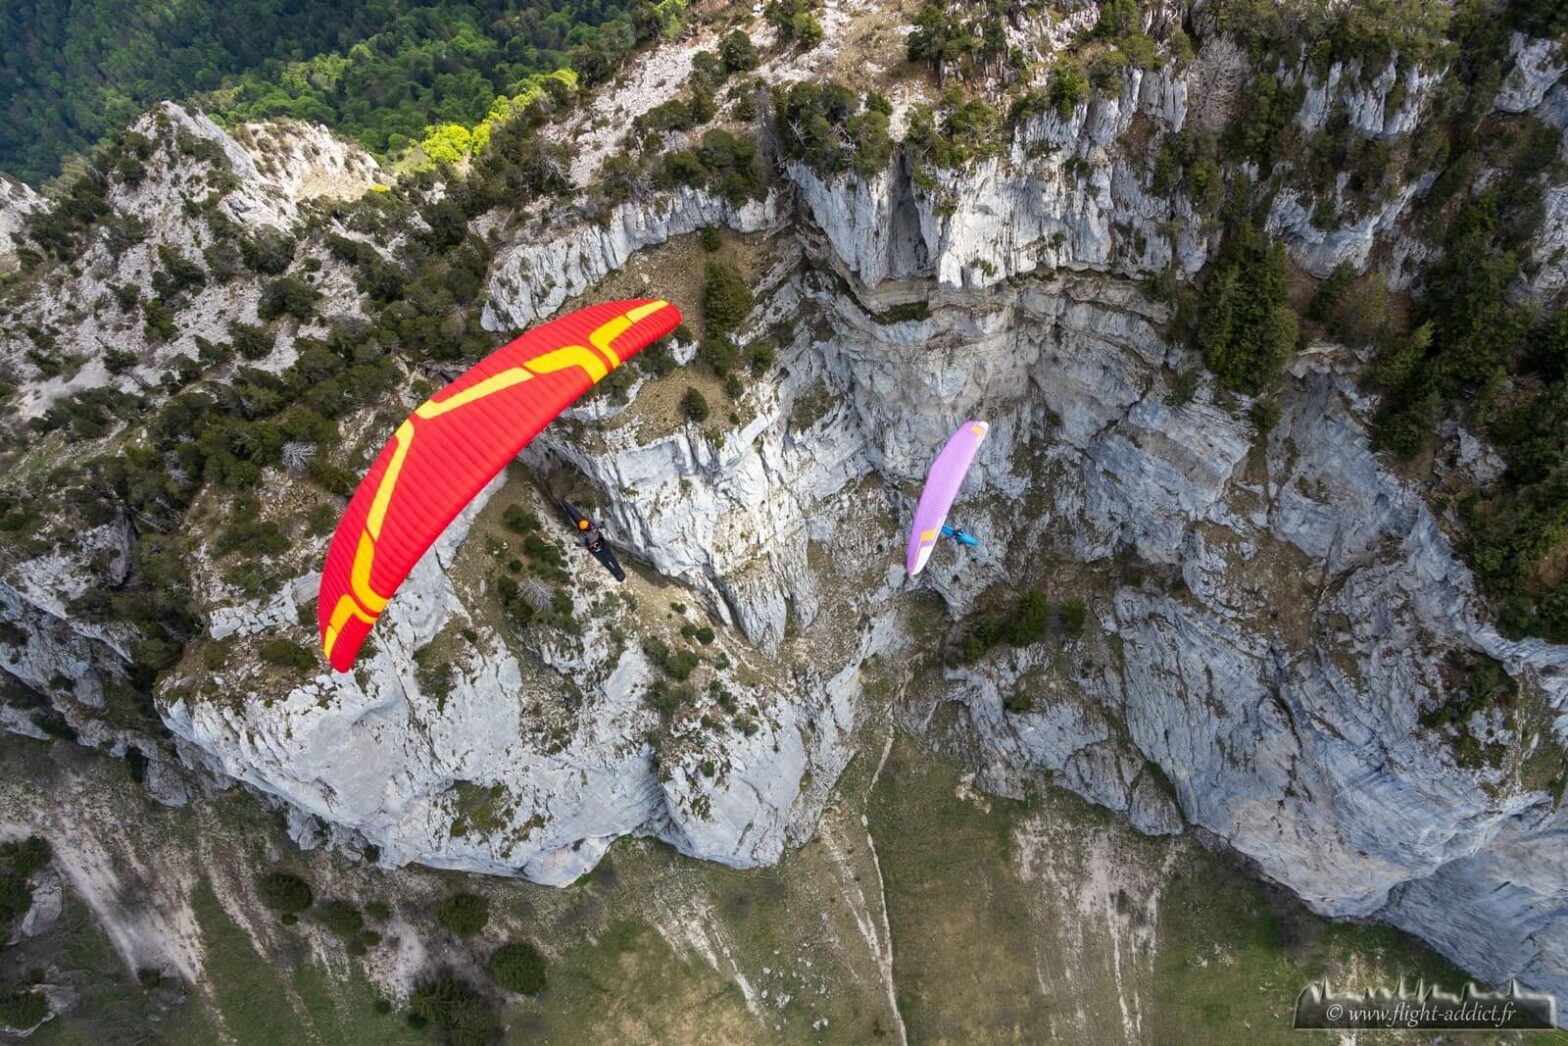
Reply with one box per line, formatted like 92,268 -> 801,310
2,726 -> 1561,1045
868,730 -> 1566,1046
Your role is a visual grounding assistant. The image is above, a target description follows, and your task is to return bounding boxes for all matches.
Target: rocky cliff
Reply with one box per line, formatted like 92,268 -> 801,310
3,0 -> 1568,1018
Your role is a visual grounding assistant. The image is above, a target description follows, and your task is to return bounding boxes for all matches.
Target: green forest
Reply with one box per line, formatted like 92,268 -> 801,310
0,0 -> 676,185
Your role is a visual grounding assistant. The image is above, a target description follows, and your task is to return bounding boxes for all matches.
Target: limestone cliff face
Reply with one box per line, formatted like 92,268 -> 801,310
0,177 -> 42,272
161,471 -> 865,884
788,67 -> 1203,292
482,188 -> 785,330
3,12 -> 1568,1016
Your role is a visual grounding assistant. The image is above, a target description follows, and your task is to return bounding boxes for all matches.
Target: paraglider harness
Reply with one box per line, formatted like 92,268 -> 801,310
578,519 -> 606,554
941,523 -> 980,548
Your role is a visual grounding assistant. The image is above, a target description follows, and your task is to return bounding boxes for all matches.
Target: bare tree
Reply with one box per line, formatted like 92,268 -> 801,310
522,578 -> 555,613
281,441 -> 316,476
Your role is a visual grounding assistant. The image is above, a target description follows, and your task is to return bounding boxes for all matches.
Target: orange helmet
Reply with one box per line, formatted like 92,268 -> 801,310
577,519 -> 590,530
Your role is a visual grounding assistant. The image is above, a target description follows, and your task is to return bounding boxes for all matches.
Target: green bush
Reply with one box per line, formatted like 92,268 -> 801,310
1004,589 -> 1049,646
907,4 -> 975,73
407,969 -> 500,1044
142,300 -> 178,342
436,892 -> 489,938
229,322 -> 275,360
793,12 -> 823,47
681,623 -> 716,645
259,639 -> 315,670
363,261 -> 407,303
702,261 -> 751,336
1165,369 -> 1199,406
1511,0 -> 1568,33
680,387 -> 710,423
1308,262 -> 1356,323
152,245 -> 207,302
1251,397 -> 1283,433
1091,0 -> 1140,40
496,575 -> 534,629
637,89 -> 716,136
488,941 -> 547,994
103,347 -> 138,374
1226,73 -> 1305,174
256,871 -> 313,915
521,533 -> 567,574
413,643 -> 455,701
747,339 -> 775,375
316,900 -> 365,940
775,81 -> 892,178
719,30 -> 759,72
215,515 -> 288,557
502,505 -> 541,533
958,613 -> 1003,662
646,679 -> 696,720
906,88 -> 1003,176
766,0 -> 823,46
241,231 -> 297,275
1422,651 -> 1516,730
204,240 -> 244,282
258,277 -> 319,322
698,335 -> 738,377
643,636 -> 700,680
1059,598 -> 1088,637
1048,58 -> 1090,119
957,588 -> 1064,660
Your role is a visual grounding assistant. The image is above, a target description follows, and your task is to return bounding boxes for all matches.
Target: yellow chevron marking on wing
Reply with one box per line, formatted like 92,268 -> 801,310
415,367 -> 535,419
411,304 -> 673,422
351,531 -> 389,614
366,420 -> 415,540
526,344 -> 607,383
323,593 -> 376,659
971,423 -> 987,437
587,300 -> 672,366
627,300 -> 670,323
588,316 -> 630,365
919,527 -> 940,544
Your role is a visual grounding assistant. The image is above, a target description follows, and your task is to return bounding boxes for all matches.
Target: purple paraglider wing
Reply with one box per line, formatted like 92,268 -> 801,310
906,420 -> 989,576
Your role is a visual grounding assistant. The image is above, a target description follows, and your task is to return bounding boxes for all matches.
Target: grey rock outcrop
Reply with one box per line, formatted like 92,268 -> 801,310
787,67 -> 1206,293
1496,33 -> 1567,114
12,870 -> 62,942
4,19 -> 1568,1022
0,177 -> 41,271
482,188 -> 783,331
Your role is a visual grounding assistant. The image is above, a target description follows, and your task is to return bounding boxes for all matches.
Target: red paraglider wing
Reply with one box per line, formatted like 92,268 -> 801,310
318,299 -> 681,671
